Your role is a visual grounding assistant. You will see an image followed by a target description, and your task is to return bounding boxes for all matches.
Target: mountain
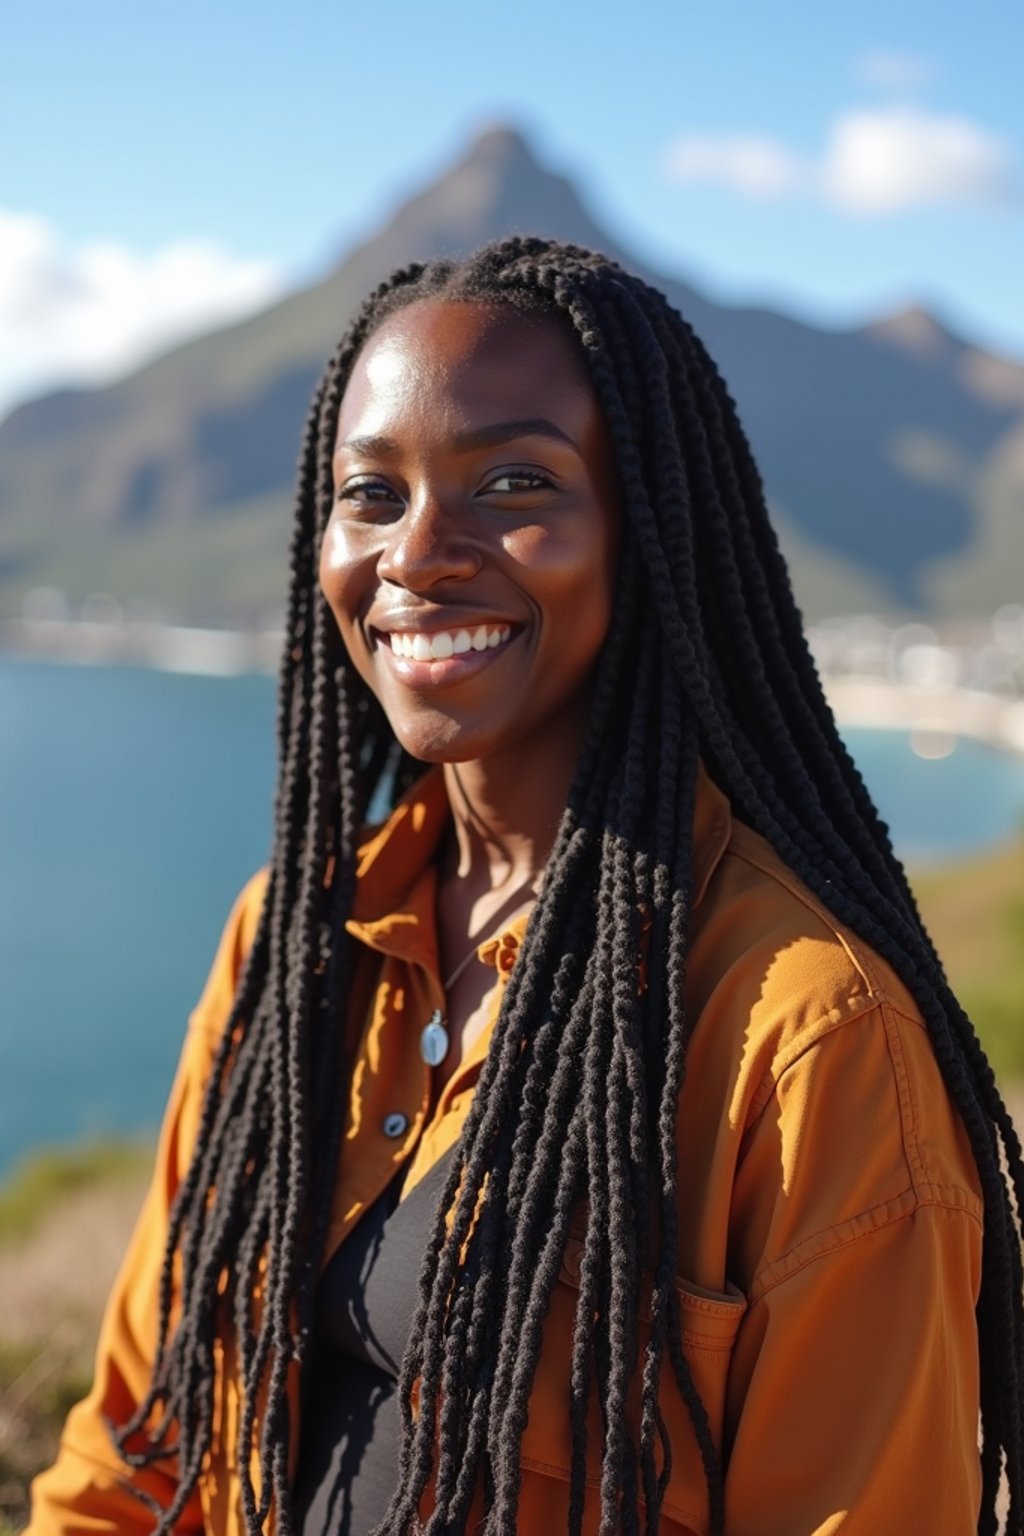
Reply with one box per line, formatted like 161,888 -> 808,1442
1,126 -> 1022,626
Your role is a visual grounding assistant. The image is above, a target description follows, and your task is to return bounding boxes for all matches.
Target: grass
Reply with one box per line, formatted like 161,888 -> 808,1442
0,1334 -> 96,1529
0,1146 -> 151,1528
0,1139 -> 151,1248
912,837 -> 1024,1081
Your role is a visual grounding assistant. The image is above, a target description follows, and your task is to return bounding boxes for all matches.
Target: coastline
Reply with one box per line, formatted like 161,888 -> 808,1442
825,675 -> 1024,758
0,616 -> 283,677
4,615 -> 1024,759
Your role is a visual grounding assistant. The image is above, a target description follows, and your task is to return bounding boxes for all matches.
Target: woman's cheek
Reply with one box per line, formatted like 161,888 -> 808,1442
321,517 -> 353,580
319,522 -> 364,634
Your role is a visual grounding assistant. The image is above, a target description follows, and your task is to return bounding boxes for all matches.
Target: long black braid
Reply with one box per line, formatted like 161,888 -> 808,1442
114,238 -> 1024,1535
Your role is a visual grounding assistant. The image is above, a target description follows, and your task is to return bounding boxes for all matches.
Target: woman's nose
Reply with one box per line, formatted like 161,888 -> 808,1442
377,492 -> 481,590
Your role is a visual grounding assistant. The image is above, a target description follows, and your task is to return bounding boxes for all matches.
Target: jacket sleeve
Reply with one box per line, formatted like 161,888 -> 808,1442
25,872 -> 268,1535
721,1000 -> 984,1536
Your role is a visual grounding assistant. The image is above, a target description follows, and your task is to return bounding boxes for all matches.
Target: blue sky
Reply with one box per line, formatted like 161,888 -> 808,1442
2,0 -> 1022,418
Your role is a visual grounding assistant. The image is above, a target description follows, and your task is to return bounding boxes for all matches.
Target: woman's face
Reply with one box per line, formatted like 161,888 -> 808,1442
321,299 -> 621,766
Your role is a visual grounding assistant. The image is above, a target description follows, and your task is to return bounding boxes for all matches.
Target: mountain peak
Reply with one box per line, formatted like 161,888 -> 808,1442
367,121 -> 623,268
459,122 -> 540,171
4,124 -> 1020,627
865,304 -> 962,359
862,302 -> 1024,405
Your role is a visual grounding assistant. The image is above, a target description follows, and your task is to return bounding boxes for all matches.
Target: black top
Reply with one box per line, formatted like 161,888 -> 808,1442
293,1149 -> 455,1535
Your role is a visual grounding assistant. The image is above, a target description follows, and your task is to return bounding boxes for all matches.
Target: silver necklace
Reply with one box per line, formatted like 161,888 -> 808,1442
420,900 -> 532,1068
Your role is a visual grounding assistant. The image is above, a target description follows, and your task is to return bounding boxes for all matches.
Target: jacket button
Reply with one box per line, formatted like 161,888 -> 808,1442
382,1112 -> 408,1139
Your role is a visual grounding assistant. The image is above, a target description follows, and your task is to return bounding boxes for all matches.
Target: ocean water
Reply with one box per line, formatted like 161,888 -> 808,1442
0,660 -> 277,1178
2,657 -> 1024,1178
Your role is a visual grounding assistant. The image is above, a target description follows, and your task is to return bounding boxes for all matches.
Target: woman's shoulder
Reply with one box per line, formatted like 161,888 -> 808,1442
682,808 -> 978,1188
690,809 -> 926,1051
683,812 -> 984,1286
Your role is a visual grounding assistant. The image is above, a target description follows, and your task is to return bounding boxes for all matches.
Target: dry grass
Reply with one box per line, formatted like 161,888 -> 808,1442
0,1164 -> 149,1529
0,1173 -> 147,1343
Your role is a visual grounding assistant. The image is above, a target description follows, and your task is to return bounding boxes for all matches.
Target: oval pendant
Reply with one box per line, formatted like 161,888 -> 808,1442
420,1010 -> 450,1067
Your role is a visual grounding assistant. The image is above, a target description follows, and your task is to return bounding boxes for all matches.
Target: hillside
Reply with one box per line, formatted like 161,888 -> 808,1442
1,126 -> 1022,626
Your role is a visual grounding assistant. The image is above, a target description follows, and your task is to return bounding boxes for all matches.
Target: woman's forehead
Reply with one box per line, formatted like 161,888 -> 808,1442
335,299 -> 595,446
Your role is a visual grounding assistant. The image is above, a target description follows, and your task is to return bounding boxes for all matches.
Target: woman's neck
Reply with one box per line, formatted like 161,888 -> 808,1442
439,707 -> 584,910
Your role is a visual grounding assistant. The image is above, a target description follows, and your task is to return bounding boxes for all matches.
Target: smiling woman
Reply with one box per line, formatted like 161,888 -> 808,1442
324,302 -> 618,771
26,239 -> 1024,1536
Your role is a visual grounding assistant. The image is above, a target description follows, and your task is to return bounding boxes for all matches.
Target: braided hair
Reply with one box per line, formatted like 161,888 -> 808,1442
114,238 -> 1024,1536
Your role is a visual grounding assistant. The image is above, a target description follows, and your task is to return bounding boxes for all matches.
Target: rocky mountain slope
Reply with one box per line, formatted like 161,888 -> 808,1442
1,126 -> 1021,626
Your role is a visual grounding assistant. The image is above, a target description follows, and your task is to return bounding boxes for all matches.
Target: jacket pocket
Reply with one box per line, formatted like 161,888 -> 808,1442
517,1236 -> 746,1536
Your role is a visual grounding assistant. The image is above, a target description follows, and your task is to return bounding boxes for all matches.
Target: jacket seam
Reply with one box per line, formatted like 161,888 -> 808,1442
724,830 -> 940,1160
748,1186 -> 983,1304
724,841 -> 879,995
886,1000 -> 931,1033
742,994 -> 882,1138
724,836 -> 939,1031
692,807 -> 732,908
879,999 -> 927,1191
740,1004 -> 961,1227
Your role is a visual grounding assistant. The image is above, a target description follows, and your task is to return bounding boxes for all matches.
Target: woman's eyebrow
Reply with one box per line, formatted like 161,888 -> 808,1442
335,418 -> 580,458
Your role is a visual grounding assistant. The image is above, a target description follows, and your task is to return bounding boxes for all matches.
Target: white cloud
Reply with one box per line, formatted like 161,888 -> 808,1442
854,50 -> 933,92
664,105 -> 1019,217
662,135 -> 804,199
822,106 -> 1018,213
0,211 -> 285,420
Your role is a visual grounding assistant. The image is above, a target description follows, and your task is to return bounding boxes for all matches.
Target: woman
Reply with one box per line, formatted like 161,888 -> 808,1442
28,238 -> 1023,1535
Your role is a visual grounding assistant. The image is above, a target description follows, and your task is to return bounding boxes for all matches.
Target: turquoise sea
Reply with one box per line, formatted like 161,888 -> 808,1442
2,656 -> 1024,1178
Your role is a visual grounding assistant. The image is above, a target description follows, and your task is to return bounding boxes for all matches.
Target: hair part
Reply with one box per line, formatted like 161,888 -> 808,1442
116,237 -> 1024,1536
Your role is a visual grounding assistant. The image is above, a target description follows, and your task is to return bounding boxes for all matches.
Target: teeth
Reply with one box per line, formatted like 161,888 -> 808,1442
386,625 -> 512,660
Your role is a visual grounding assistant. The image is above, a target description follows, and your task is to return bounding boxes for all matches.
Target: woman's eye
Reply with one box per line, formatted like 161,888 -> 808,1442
336,478 -> 401,507
484,470 -> 552,494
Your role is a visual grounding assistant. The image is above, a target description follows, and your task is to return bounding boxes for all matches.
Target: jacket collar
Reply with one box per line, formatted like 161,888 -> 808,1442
345,761 -> 732,968
350,767 -> 452,927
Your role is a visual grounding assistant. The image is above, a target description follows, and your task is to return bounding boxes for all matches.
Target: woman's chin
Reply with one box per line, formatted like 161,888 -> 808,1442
390,717 -> 490,767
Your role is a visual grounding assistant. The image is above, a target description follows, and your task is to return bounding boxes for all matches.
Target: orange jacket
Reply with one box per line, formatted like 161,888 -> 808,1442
28,765 -> 983,1535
